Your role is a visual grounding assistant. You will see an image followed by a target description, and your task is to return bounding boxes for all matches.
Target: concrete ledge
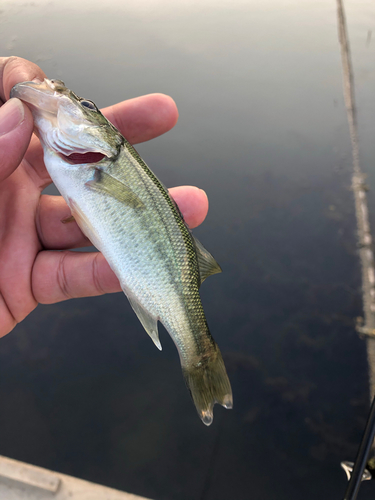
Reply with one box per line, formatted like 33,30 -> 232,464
0,455 -> 152,500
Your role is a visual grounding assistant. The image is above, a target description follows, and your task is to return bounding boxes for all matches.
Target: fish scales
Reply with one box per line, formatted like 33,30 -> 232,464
11,78 -> 233,425
90,146 -> 207,359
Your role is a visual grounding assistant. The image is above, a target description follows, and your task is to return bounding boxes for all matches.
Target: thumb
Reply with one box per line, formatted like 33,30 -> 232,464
0,98 -> 33,182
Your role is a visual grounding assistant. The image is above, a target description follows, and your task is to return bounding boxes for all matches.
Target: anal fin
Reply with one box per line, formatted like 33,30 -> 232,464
127,294 -> 162,350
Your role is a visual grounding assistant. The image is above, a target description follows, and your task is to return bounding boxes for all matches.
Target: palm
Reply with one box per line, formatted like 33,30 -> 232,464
0,57 -> 208,337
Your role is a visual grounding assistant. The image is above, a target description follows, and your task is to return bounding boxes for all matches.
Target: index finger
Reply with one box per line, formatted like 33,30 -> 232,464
0,56 -> 46,103
102,94 -> 179,144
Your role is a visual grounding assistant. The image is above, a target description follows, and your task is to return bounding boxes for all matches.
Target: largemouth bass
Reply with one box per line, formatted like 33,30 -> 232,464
11,78 -> 232,425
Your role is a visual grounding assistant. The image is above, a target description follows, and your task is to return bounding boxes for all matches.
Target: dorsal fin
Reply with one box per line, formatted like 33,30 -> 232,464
193,236 -> 222,286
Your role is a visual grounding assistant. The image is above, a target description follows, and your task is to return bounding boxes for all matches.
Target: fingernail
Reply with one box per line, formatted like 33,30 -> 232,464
0,98 -> 25,136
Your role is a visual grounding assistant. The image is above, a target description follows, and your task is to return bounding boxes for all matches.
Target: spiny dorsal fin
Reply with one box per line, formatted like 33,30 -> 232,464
127,294 -> 162,350
193,236 -> 222,286
85,168 -> 144,208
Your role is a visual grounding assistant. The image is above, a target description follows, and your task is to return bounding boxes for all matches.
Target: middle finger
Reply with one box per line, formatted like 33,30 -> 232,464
37,187 -> 208,250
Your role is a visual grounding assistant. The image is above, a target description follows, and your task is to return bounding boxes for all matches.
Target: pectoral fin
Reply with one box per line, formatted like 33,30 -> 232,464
193,236 -> 222,286
127,294 -> 162,350
85,168 -> 144,208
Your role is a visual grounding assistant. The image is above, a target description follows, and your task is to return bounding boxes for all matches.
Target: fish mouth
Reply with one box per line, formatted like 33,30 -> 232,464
11,79 -> 116,164
62,152 -> 106,165
10,79 -> 61,115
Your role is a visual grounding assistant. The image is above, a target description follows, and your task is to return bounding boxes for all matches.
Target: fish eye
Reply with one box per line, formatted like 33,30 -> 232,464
81,100 -> 96,111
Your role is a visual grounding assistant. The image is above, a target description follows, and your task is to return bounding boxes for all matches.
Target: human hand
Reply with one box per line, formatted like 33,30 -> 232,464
0,56 -> 209,337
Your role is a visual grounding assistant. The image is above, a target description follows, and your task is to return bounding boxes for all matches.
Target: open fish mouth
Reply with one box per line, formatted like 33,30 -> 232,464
61,152 -> 106,165
10,79 -> 121,164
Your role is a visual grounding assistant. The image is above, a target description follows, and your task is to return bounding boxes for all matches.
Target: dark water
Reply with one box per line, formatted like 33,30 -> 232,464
1,0 -> 375,499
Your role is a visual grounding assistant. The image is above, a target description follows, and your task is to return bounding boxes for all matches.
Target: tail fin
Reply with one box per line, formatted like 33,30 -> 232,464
182,346 -> 233,426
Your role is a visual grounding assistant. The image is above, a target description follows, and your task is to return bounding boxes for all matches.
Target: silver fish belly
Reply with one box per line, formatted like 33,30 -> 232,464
11,78 -> 233,425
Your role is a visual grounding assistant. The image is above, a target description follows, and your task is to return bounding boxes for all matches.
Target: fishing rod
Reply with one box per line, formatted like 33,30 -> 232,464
342,393 -> 375,500
336,0 -> 375,494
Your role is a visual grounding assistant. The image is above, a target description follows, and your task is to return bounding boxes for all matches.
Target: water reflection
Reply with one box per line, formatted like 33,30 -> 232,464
1,0 -> 375,499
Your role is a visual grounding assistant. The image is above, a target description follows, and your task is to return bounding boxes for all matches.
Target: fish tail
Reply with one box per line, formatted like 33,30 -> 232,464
182,344 -> 233,426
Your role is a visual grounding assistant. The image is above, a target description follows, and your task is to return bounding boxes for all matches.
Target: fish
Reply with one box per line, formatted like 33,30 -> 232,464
11,78 -> 233,425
